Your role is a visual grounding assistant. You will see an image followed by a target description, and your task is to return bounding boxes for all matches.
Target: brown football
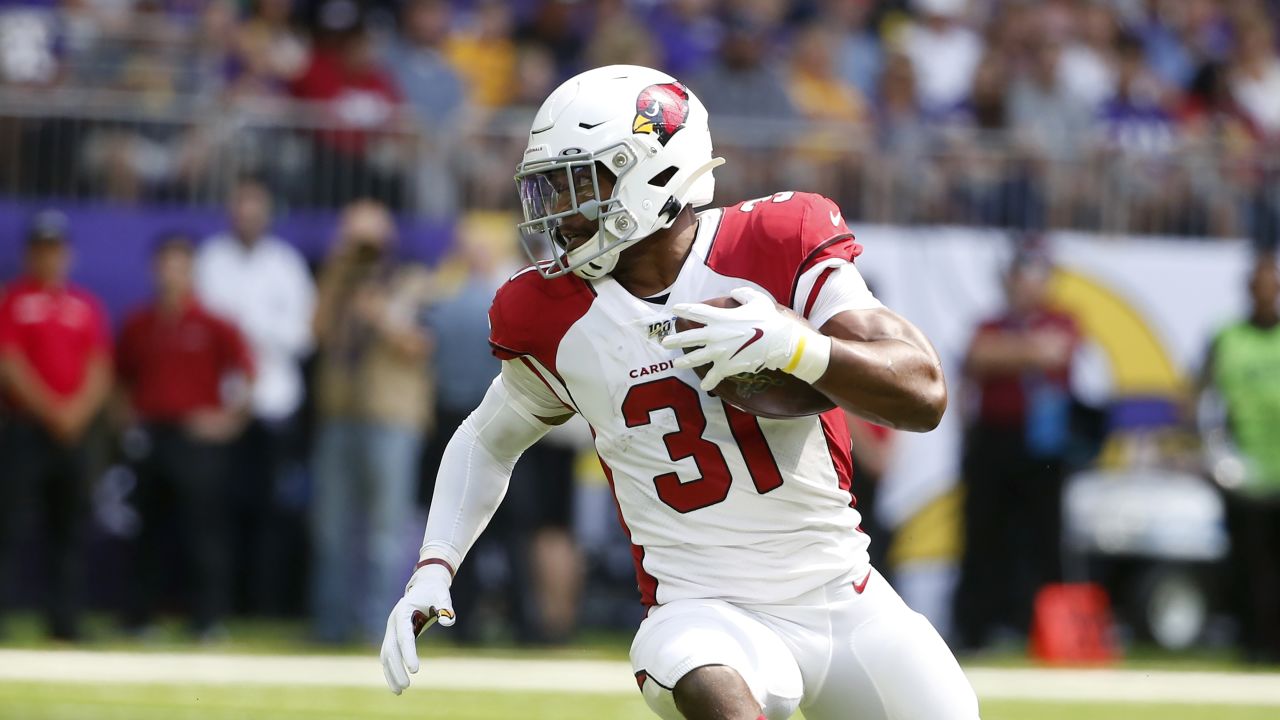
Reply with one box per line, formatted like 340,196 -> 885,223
674,296 -> 835,419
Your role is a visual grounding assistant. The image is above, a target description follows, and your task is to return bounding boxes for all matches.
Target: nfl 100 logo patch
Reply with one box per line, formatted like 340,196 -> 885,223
647,317 -> 676,341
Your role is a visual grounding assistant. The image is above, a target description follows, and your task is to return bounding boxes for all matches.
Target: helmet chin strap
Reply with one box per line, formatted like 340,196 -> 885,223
568,228 -> 630,280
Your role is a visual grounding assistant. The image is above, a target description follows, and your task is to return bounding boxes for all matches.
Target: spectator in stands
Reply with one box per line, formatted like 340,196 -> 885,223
872,51 -> 941,223
1200,253 -> 1280,664
1136,0 -> 1231,93
1098,34 -> 1177,155
1098,33 -> 1187,234
73,0 -> 213,202
691,12 -> 797,200
953,242 -> 1079,652
690,12 -> 795,122
515,0 -> 588,80
1009,32 -> 1093,164
900,0 -> 983,117
510,43 -> 559,108
227,0 -> 311,108
292,9 -> 406,208
787,21 -> 868,145
116,233 -> 254,640
386,0 -> 467,218
1177,60 -> 1258,238
1058,0 -> 1118,113
1228,16 -> 1280,139
1008,27 -> 1094,226
943,50 -> 1045,229
0,210 -> 112,641
388,0 -> 466,129
644,0 -> 721,78
195,178 -> 315,615
0,4 -> 62,87
310,200 -> 435,644
422,230 -> 582,645
583,0 -> 660,69
444,0 -> 516,110
785,20 -> 869,200
823,0 -> 881,101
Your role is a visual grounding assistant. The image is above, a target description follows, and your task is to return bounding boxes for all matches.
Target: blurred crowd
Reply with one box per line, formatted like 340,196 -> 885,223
2,0 -> 1280,238
0,185 -> 582,645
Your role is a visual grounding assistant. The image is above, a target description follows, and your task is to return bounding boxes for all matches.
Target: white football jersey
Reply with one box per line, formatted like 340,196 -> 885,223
490,192 -> 881,606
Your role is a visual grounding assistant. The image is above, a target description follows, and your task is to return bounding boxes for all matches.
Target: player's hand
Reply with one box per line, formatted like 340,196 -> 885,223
380,563 -> 456,695
664,287 -> 827,390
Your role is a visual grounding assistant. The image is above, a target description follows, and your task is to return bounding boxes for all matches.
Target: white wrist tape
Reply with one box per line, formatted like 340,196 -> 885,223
785,330 -> 832,384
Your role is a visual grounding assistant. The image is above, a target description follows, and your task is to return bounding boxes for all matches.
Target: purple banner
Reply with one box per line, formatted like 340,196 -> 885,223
0,199 -> 455,324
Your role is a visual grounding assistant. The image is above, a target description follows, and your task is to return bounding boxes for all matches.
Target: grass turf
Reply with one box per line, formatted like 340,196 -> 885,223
0,683 -> 1276,720
6,613 -> 1277,674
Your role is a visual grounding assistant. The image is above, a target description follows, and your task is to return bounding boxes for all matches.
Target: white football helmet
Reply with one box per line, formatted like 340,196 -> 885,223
514,65 -> 724,280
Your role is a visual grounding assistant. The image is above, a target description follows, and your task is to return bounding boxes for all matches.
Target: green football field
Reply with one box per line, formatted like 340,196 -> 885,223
0,683 -> 1278,720
2,618 -> 1278,720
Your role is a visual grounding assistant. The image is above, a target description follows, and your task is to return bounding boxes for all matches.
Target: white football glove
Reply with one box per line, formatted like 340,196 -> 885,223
380,563 -> 456,695
663,287 -> 832,391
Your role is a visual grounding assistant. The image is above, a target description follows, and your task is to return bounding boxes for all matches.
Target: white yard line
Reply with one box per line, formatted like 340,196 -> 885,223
0,650 -> 1278,705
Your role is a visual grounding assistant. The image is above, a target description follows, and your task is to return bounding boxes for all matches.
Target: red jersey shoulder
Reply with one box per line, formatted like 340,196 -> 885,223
707,191 -> 862,306
488,265 -> 596,372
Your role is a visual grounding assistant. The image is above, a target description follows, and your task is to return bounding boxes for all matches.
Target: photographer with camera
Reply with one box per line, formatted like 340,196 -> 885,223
310,199 -> 436,644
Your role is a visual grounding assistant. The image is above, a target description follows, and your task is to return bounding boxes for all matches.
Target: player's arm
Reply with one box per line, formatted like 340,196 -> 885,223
666,263 -> 945,431
0,348 -> 62,425
1194,335 -> 1230,438
380,361 -> 570,695
814,306 -> 946,432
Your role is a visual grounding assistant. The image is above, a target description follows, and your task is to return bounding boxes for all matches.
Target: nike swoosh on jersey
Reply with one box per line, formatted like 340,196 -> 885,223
829,210 -> 842,227
730,327 -> 765,359
852,571 -> 871,594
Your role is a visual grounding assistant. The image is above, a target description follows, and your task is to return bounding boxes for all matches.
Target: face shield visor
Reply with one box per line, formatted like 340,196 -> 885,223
513,148 -> 636,279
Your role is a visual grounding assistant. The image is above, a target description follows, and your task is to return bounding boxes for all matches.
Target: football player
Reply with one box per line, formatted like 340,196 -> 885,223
382,65 -> 979,720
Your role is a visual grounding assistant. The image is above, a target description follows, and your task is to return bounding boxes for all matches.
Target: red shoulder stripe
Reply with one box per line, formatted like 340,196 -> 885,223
802,265 -> 839,320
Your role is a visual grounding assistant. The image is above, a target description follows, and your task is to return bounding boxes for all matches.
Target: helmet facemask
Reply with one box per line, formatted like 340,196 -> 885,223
515,145 -> 645,280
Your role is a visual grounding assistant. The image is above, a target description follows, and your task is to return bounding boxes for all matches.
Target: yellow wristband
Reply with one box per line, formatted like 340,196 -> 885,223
783,335 -> 807,374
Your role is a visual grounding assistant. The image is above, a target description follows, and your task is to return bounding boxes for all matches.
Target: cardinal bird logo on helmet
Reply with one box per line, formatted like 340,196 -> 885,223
633,82 -> 690,146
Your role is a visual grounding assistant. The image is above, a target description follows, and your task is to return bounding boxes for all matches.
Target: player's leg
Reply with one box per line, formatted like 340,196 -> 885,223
797,570 -> 980,720
630,598 -> 803,720
122,426 -> 169,630
308,420 -> 360,642
175,430 -> 233,635
363,422 -> 422,642
0,419 -> 45,635
528,441 -> 581,643
44,435 -> 92,640
673,665 -> 765,720
952,429 -> 1016,650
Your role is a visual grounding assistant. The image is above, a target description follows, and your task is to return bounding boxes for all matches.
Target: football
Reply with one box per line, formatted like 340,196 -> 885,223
674,296 -> 835,419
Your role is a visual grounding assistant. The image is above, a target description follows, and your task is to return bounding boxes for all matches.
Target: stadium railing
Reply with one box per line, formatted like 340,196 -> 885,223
1,87 -> 1276,240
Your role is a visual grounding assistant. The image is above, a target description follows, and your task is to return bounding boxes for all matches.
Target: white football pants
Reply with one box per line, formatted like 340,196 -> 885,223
630,569 -> 980,720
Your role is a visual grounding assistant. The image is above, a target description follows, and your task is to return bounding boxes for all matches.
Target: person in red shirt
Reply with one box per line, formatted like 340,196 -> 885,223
953,242 -> 1081,653
291,15 -> 406,209
0,210 -> 113,641
116,233 -> 254,639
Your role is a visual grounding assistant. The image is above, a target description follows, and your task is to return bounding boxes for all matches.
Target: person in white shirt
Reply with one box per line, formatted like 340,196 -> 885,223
900,0 -> 983,115
195,177 -> 316,613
